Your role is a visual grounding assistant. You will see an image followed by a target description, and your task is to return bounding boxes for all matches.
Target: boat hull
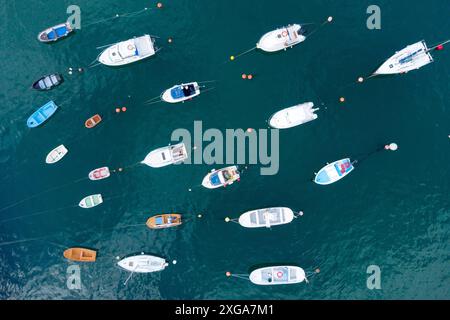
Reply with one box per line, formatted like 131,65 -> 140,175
249,266 -> 306,285
141,143 -> 188,168
146,214 -> 182,229
63,248 -> 97,262
79,194 -> 103,208
238,207 -> 294,228
202,166 -> 240,189
27,101 -> 58,128
38,23 -> 73,43
98,35 -> 156,66
161,82 -> 201,103
85,114 -> 102,128
257,24 -> 305,52
269,102 -> 318,129
117,254 -> 168,273
314,158 -> 354,185
32,74 -> 63,91
88,167 -> 110,181
46,145 -> 68,164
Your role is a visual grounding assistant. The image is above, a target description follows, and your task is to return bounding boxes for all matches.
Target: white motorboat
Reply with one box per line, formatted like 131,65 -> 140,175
238,207 -> 294,228
161,82 -> 201,103
269,102 -> 318,129
98,35 -> 156,66
141,143 -> 188,168
314,158 -> 354,185
88,167 -> 111,181
249,266 -> 306,285
202,166 -> 240,189
45,145 -> 68,164
79,194 -> 103,208
117,254 -> 169,273
256,24 -> 306,52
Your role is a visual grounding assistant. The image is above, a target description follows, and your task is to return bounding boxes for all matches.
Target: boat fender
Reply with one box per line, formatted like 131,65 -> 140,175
282,31 -> 288,37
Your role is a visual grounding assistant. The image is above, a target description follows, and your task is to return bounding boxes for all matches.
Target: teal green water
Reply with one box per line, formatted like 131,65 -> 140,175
0,0 -> 449,299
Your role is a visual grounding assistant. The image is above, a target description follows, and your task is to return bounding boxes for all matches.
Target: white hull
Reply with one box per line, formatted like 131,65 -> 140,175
79,194 -> 103,208
238,207 -> 294,228
118,254 -> 168,273
141,143 -> 188,168
202,166 -> 240,189
88,167 -> 111,181
46,145 -> 68,164
269,102 -> 318,129
374,40 -> 433,75
257,24 -> 306,52
314,158 -> 354,185
99,35 -> 156,66
249,266 -> 306,285
161,82 -> 201,103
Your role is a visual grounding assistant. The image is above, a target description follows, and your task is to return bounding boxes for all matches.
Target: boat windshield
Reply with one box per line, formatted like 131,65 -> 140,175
182,84 -> 196,97
399,49 -> 423,64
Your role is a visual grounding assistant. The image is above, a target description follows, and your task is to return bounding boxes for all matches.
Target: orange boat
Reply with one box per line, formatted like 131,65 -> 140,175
146,214 -> 182,229
85,114 -> 102,128
63,248 -> 97,262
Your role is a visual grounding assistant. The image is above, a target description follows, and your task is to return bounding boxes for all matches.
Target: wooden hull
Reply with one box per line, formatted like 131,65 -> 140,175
85,114 -> 102,128
64,248 -> 97,262
146,214 -> 182,229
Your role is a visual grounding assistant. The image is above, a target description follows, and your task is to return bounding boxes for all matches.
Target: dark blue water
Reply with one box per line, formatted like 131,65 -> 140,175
0,0 -> 449,299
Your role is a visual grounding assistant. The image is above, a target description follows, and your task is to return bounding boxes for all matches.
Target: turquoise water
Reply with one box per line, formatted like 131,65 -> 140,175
0,0 -> 449,299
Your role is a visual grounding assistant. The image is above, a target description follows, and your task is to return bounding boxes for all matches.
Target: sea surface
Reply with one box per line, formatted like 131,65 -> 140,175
0,0 -> 449,300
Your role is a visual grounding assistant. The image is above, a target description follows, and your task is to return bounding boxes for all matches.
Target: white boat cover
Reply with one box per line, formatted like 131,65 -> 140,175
257,24 -> 306,52
374,40 -> 434,75
269,102 -> 318,129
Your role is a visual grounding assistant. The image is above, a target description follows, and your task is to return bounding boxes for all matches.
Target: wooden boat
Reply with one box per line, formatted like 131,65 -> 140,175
38,22 -> 73,43
146,214 -> 182,229
32,74 -> 63,91
79,194 -> 103,209
63,248 -> 97,262
27,101 -> 58,128
88,167 -> 110,181
85,114 -> 102,128
46,145 -> 68,164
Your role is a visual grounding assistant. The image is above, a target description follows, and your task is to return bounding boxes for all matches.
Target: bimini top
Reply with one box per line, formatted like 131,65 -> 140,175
238,207 -> 295,228
141,143 -> 188,168
27,100 -> 58,128
161,82 -> 201,103
269,102 -> 318,129
374,40 -> 434,75
256,24 -> 306,52
117,254 -> 169,273
314,158 -> 354,185
202,166 -> 240,189
98,35 -> 156,66
38,22 -> 73,43
249,266 -> 306,286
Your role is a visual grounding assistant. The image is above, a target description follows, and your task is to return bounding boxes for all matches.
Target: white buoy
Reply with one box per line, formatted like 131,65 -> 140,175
389,143 -> 398,151
116,256 -> 120,260
225,217 -> 231,222
327,16 -> 333,22
172,260 -> 177,265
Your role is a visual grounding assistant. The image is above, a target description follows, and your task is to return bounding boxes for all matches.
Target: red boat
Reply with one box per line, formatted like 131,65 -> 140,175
85,114 -> 102,128
88,167 -> 111,181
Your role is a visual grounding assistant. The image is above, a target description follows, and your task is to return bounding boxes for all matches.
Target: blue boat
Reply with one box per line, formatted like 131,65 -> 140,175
27,101 -> 58,128
314,158 -> 354,185
38,22 -> 73,43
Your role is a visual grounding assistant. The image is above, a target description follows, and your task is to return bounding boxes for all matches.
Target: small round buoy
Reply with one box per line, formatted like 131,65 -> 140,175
226,272 -> 231,277
172,260 -> 177,265
197,214 -> 202,218
115,108 -> 121,113
246,128 -> 253,133
193,146 -> 197,150
328,16 -> 333,22
168,37 -> 173,43
122,107 -> 127,112
247,74 -> 253,80
358,77 -> 364,83
339,97 -> 345,103
116,256 -> 120,260
188,188 -> 192,192
118,168 -> 123,172
299,211 -> 304,216
241,74 -> 247,79
230,55 -> 235,61
389,143 -> 398,151
68,71 -> 73,75
69,67 -> 73,71
315,268 -> 321,273
225,217 -> 231,222
78,68 -> 84,73
157,3 -> 163,8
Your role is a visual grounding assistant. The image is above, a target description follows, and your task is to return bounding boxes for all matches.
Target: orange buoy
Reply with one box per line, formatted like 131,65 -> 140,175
157,2 -> 163,8
122,107 -> 127,112
115,108 -> 121,113
315,268 -> 321,273
241,74 -> 247,79
247,74 -> 253,80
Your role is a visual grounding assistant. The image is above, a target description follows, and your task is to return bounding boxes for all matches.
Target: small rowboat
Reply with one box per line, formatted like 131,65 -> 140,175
38,22 -> 73,43
32,74 -> 63,91
79,194 -> 103,209
146,214 -> 182,229
314,158 -> 354,185
27,101 -> 58,128
46,145 -> 68,164
249,266 -> 306,285
63,248 -> 97,262
88,167 -> 110,181
85,114 -> 102,128
238,207 -> 294,228
117,253 -> 168,273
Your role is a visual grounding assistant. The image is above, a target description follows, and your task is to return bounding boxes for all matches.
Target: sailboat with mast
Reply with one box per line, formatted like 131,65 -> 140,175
373,39 -> 449,75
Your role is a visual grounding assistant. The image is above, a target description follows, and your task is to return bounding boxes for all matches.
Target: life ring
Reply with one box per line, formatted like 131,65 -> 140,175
282,30 -> 288,37
277,271 -> 283,278
128,44 -> 135,51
